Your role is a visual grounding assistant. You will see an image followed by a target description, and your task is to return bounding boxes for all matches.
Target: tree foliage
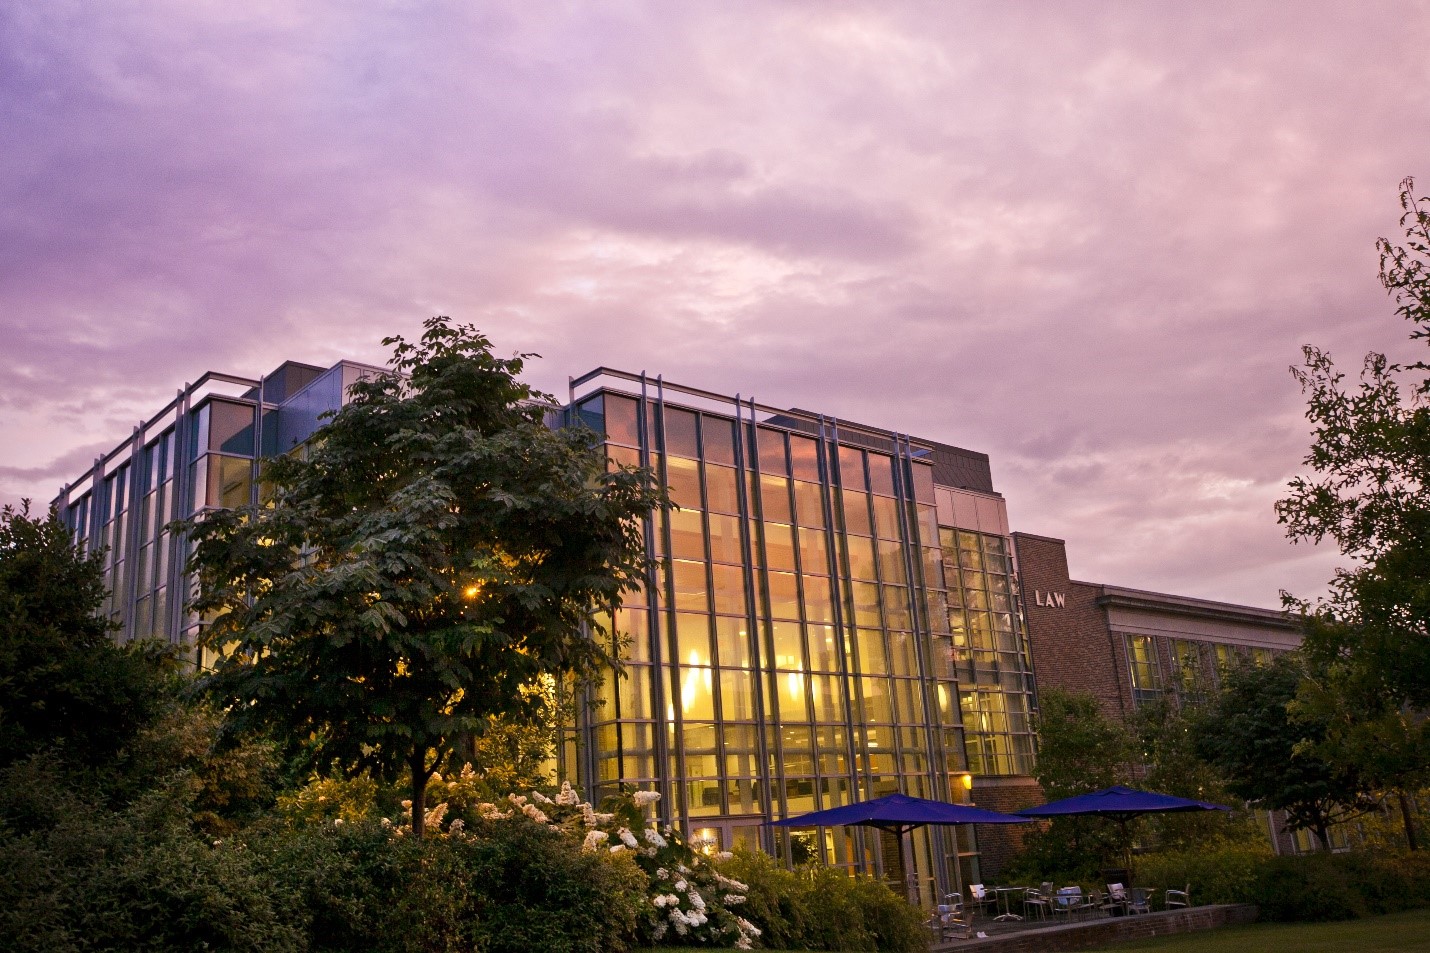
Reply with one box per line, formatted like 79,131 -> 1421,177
0,502 -> 177,776
1276,177 -> 1430,848
183,318 -> 664,834
1031,688 -> 1131,800
1195,654 -> 1371,849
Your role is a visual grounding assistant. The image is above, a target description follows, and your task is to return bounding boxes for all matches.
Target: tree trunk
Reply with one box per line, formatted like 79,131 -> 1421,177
1314,822 -> 1330,852
1398,791 -> 1420,851
411,748 -> 429,838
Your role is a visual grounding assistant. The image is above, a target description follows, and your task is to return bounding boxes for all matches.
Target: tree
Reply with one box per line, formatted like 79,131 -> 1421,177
1032,689 -> 1131,800
1276,177 -> 1430,848
0,502 -> 176,775
1019,689 -> 1133,874
183,318 -> 664,835
1195,654 -> 1371,850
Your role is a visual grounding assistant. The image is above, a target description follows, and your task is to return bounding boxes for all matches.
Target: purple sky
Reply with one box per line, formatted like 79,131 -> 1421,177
3,1 -> 1427,608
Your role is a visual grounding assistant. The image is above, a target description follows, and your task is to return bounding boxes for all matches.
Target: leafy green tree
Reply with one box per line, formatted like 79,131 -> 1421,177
1017,689 -> 1133,874
1195,654 -> 1371,850
0,502 -> 176,775
183,318 -> 664,835
1276,177 -> 1430,849
1032,688 -> 1131,799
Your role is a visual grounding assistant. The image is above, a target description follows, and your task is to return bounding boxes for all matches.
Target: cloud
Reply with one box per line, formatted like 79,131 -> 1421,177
3,0 -> 1428,606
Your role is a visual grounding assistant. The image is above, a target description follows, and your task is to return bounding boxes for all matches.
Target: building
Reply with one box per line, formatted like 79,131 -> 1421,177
53,357 -> 1298,897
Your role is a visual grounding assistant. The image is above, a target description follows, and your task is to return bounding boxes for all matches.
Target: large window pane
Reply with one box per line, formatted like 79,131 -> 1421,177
207,400 -> 255,455
617,666 -> 655,719
757,427 -> 788,475
675,612 -> 712,667
858,629 -> 889,675
837,446 -> 866,493
664,407 -> 699,460
789,434 -> 820,482
764,522 -> 797,571
767,571 -> 800,620
705,463 -> 739,514
679,666 -> 715,720
842,491 -> 872,537
846,535 -> 877,580
708,513 -> 743,564
771,621 -> 804,670
801,574 -> 835,624
806,623 -> 839,672
760,475 -> 792,524
868,453 -> 896,496
671,559 -> 709,612
666,456 -> 702,510
715,616 -> 752,669
810,674 -> 845,722
702,415 -> 736,466
720,669 -> 756,721
711,564 -> 748,616
793,480 -> 825,528
604,395 -> 640,447
669,508 -> 705,561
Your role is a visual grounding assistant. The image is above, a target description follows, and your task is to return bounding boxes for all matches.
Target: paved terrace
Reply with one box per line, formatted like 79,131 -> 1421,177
931,904 -> 1259,953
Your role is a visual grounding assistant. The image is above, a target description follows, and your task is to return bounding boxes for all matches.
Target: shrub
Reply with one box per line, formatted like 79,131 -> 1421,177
1133,840 -> 1273,906
0,766 -> 302,953
718,849 -> 811,949
715,850 -> 927,953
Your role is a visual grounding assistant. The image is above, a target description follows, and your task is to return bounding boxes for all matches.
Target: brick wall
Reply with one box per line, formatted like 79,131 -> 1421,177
933,904 -> 1260,953
969,777 -> 1044,877
1012,533 -> 1132,720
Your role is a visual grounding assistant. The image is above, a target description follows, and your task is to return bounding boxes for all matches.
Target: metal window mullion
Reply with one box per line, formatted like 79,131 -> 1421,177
652,377 -> 688,827
733,396 -> 775,844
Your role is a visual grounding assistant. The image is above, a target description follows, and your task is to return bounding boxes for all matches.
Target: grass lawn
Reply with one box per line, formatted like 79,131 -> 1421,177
1091,908 -> 1430,953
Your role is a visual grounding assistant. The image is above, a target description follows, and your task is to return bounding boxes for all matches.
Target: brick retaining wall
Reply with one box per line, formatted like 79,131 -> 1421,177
932,904 -> 1259,953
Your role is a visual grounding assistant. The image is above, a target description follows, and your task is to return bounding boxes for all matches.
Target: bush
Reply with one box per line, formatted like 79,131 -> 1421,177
1133,840 -> 1430,923
1133,841 -> 1273,906
0,764 -> 302,953
717,850 -> 928,952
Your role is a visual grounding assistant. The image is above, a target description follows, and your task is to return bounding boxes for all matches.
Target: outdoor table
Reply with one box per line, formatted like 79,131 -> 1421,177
992,885 -> 1025,921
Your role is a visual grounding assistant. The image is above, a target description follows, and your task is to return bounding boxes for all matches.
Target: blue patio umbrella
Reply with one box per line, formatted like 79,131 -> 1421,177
770,793 -> 1031,900
772,792 -> 1032,835
1016,785 -> 1231,879
1015,785 -> 1231,821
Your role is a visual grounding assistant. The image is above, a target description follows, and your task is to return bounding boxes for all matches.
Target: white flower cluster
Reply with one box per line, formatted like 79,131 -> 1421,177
555,781 -> 580,806
632,790 -> 661,806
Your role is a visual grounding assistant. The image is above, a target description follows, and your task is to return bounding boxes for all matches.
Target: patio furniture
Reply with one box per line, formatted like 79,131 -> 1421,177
992,885 -> 1026,921
933,894 -> 973,940
1102,882 -> 1128,916
1166,884 -> 1190,909
1023,886 -> 1051,920
1128,887 -> 1152,915
1052,886 -> 1084,920
968,883 -> 997,919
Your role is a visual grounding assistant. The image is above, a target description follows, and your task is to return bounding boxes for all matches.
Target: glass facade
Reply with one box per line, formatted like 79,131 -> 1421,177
54,361 -> 379,652
943,528 -> 1037,777
572,382 -> 983,901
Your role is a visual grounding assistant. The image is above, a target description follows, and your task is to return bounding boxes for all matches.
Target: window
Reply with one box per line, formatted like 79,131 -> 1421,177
1125,634 -> 1164,705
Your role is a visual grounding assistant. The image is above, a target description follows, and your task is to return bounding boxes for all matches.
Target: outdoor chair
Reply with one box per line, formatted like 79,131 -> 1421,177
1166,884 -> 1190,909
1069,887 -> 1098,915
1052,886 -> 1084,920
968,883 -> 996,919
1023,886 -> 1051,920
1128,887 -> 1152,915
1102,882 -> 1128,917
933,894 -> 973,940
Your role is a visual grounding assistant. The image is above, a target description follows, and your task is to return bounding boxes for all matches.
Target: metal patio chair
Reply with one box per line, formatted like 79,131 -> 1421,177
1166,883 -> 1191,909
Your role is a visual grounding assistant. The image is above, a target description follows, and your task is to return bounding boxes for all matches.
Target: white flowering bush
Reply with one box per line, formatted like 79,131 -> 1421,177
413,767 -> 761,949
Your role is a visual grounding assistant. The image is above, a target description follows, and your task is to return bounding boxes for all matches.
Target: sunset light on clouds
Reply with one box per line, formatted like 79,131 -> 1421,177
3,1 -> 1428,607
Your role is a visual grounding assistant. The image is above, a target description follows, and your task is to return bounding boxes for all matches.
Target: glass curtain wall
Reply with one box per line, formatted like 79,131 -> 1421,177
576,385 -> 966,904
942,528 -> 1037,777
